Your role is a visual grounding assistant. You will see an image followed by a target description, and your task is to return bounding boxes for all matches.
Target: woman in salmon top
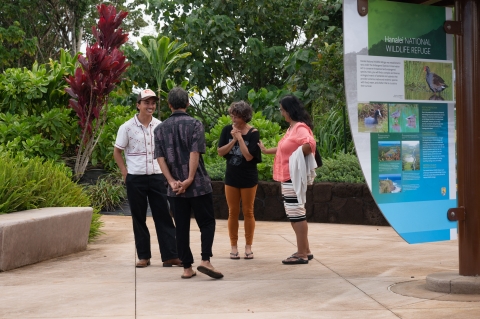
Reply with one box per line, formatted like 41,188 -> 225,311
258,95 -> 316,264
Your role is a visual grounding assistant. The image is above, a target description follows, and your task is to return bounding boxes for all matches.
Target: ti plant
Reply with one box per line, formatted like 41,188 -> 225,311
65,4 -> 130,180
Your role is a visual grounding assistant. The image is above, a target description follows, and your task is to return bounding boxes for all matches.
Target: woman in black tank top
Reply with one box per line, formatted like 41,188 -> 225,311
217,101 -> 262,260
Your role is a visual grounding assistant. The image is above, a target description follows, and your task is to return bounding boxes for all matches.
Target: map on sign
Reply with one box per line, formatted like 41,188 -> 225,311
344,0 -> 457,243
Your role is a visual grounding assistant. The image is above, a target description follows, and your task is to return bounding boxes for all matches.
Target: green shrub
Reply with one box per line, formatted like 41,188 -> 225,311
91,105 -> 137,170
0,49 -> 77,115
247,87 -> 292,123
0,108 -> 78,161
205,161 -> 226,181
0,153 -> 103,241
315,152 -> 365,183
204,111 -> 283,181
84,172 -> 127,211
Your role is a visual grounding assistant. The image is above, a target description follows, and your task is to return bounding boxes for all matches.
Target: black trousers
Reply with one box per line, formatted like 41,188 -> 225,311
170,193 -> 216,269
126,174 -> 178,261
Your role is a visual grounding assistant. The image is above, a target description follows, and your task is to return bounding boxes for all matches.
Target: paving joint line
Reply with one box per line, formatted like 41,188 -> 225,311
313,258 -> 402,318
135,248 -> 137,319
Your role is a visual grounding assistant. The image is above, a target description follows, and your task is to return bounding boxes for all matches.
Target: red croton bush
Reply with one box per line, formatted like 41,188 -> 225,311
66,4 -> 130,180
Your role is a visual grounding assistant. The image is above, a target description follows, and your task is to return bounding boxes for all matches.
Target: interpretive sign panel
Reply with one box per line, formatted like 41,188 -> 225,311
344,0 -> 457,243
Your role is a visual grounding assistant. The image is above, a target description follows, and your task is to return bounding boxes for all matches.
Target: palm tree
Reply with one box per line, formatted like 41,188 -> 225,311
137,36 -> 191,119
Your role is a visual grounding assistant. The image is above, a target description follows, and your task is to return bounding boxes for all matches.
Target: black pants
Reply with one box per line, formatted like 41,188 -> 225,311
170,193 -> 216,269
126,174 -> 178,261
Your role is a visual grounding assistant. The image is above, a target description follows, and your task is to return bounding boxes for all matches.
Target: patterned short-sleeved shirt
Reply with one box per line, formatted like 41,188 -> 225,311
114,115 -> 161,175
154,111 -> 212,197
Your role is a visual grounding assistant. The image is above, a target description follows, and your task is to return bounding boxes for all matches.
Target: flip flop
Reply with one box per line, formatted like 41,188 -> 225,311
290,252 -> 314,260
244,252 -> 254,259
197,265 -> 224,279
181,271 -> 196,279
282,256 -> 309,265
230,252 -> 240,260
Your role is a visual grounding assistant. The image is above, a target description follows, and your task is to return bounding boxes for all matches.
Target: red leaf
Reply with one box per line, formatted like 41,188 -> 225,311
65,4 -> 130,146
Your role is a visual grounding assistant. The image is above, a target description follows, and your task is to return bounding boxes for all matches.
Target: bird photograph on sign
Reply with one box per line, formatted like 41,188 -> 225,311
388,103 -> 419,133
404,60 -> 453,101
357,102 -> 388,132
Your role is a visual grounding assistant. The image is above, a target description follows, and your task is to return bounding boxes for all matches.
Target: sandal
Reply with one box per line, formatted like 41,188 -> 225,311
181,271 -> 196,279
230,252 -> 240,260
197,265 -> 224,279
244,252 -> 254,260
290,252 -> 314,260
282,256 -> 309,264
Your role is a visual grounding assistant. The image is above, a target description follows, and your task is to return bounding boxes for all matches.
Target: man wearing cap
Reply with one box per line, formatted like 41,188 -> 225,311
113,89 -> 182,268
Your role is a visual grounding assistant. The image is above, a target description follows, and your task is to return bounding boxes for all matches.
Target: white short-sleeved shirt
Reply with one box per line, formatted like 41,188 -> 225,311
115,115 -> 162,175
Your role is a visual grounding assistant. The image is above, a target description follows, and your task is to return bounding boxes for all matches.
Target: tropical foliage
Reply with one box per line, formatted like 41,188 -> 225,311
90,105 -> 137,170
205,112 -> 283,181
0,49 -> 77,115
315,153 -> 365,184
137,36 -> 191,118
141,0 -> 346,151
84,171 -> 126,212
0,152 -> 103,241
65,4 -> 130,180
0,0 -> 148,68
0,0 -> 363,214
0,109 -> 78,160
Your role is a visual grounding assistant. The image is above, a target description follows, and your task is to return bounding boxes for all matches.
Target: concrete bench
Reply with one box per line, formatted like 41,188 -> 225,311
0,207 -> 93,271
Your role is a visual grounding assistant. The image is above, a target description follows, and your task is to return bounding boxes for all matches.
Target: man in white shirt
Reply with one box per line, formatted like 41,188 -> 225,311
113,89 -> 181,268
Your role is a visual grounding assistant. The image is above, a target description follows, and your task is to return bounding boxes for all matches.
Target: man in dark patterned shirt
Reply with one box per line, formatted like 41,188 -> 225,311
154,87 -> 223,280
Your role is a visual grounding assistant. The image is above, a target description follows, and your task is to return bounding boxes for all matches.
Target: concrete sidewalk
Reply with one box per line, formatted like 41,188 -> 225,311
0,215 -> 478,318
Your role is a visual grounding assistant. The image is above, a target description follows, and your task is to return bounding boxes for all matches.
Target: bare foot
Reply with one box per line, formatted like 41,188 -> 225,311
199,260 -> 214,269
182,267 -> 195,279
244,245 -> 254,259
291,251 -> 313,260
230,245 -> 240,259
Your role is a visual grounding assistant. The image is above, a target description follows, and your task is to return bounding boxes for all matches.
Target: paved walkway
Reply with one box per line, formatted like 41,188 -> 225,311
1,215 -> 479,318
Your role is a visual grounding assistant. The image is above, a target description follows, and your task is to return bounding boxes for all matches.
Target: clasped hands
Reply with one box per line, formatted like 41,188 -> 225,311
169,178 -> 193,195
230,127 -> 243,141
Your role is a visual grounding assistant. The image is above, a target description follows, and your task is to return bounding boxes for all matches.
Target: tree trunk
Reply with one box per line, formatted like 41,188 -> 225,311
76,26 -> 83,53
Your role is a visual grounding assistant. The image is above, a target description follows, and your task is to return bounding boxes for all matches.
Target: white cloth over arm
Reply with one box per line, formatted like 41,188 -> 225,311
289,146 -> 317,204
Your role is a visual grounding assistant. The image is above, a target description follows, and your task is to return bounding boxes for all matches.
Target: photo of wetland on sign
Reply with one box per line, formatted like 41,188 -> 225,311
402,141 -> 420,171
404,60 -> 453,101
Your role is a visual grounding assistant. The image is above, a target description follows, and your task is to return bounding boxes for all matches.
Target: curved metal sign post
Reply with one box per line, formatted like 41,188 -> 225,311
343,0 -> 457,243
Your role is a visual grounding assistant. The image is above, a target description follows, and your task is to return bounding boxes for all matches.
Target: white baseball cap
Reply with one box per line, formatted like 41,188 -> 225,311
137,89 -> 159,102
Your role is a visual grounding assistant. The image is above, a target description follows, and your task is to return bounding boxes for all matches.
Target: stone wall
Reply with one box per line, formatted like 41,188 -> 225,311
211,181 -> 389,226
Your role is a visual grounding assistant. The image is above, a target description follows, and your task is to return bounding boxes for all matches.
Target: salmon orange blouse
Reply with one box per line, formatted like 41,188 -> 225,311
273,122 -> 316,182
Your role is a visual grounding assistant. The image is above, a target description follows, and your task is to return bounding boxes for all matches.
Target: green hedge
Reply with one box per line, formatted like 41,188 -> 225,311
207,150 -> 365,184
315,152 -> 365,183
0,153 -> 103,241
0,109 -> 78,161
204,111 -> 365,184
205,111 -> 282,181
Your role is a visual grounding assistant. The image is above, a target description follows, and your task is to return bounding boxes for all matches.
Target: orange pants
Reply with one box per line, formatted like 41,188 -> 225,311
225,184 -> 258,246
